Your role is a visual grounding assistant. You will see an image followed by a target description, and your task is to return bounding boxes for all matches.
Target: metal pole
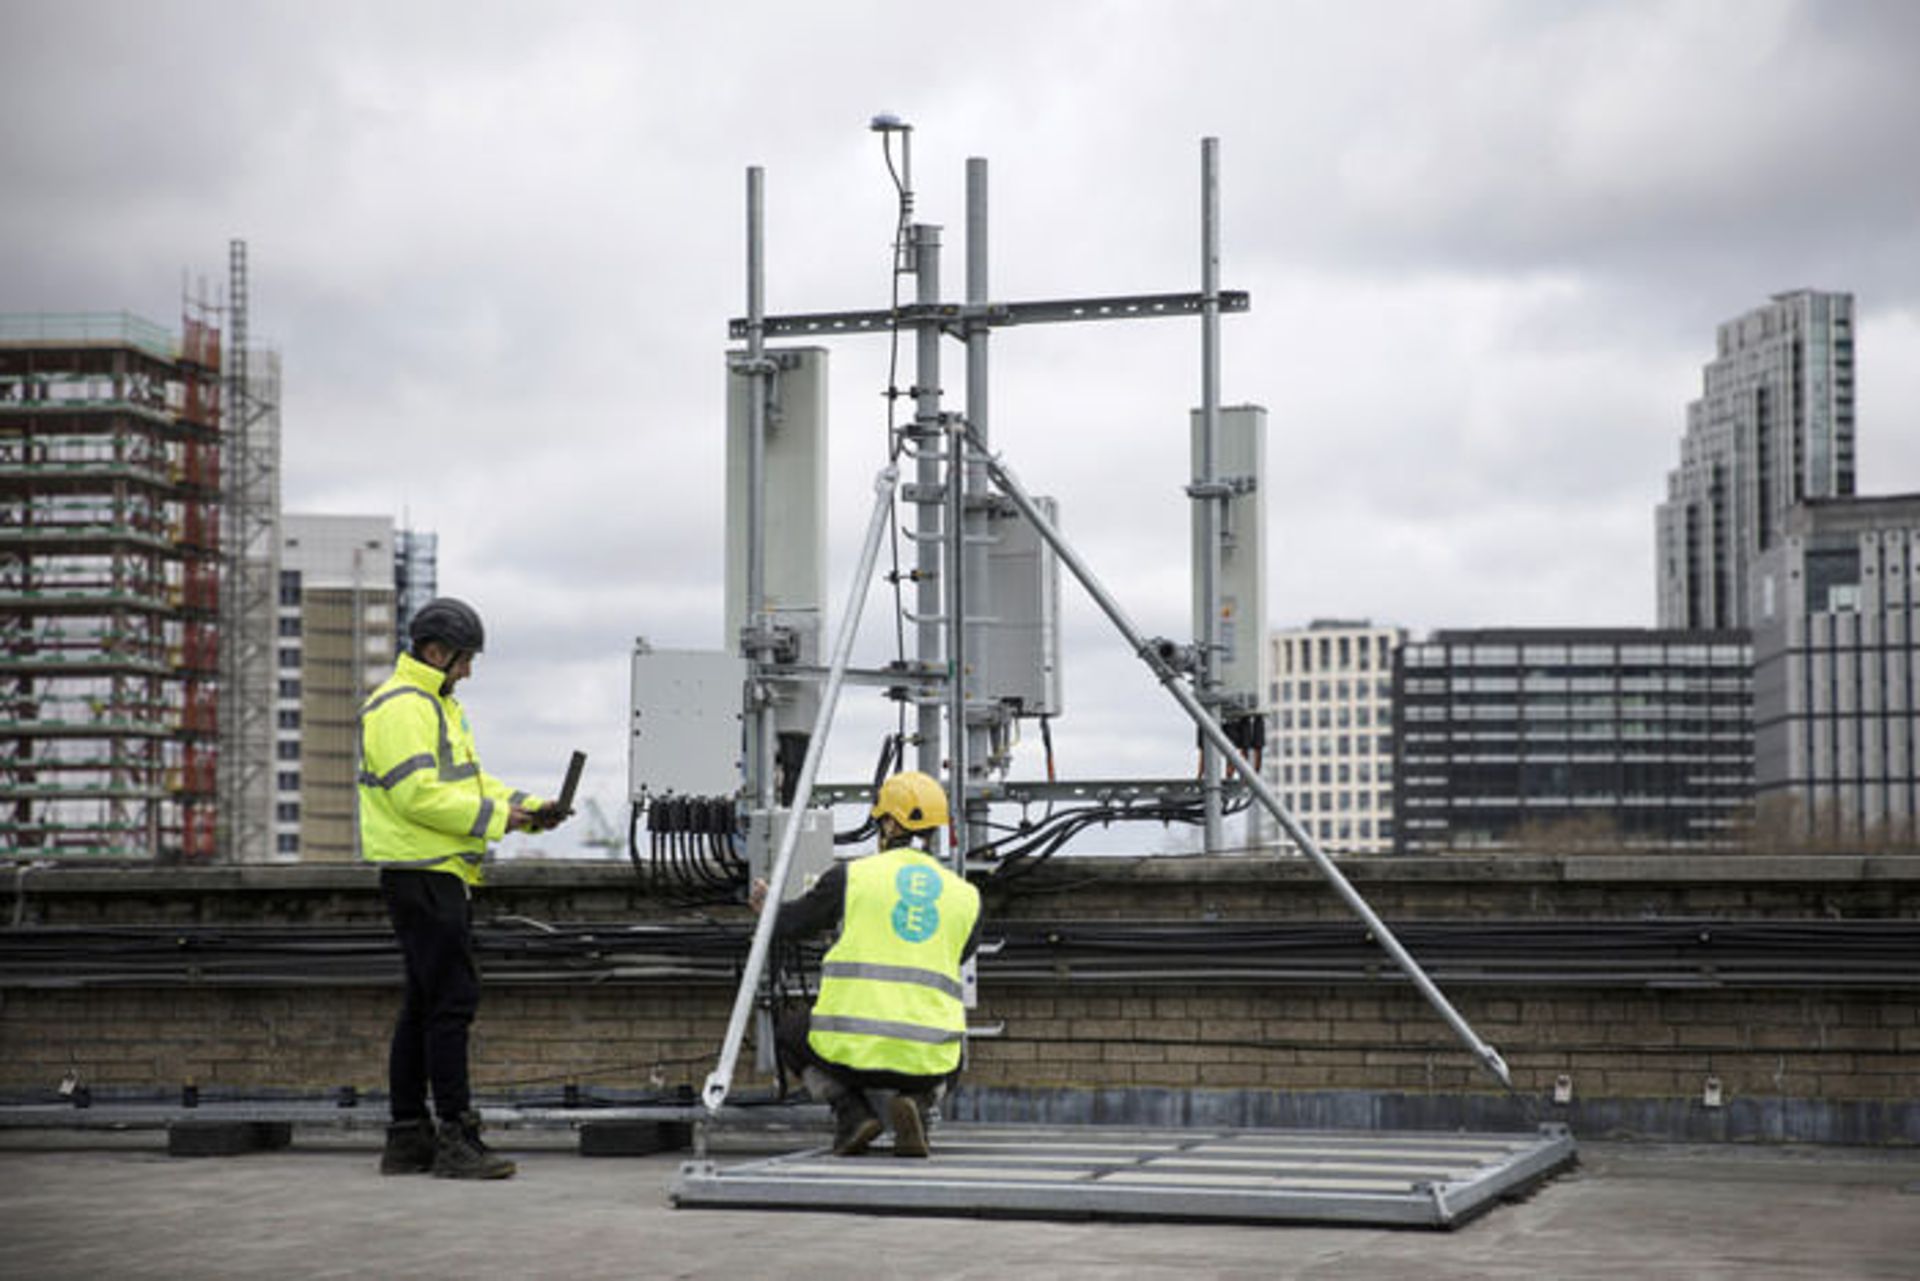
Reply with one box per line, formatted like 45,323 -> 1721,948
965,433 -> 1513,1091
955,156 -> 994,872
912,223 -> 945,850
704,466 -> 902,1111
745,167 -> 775,809
1198,138 -> 1224,853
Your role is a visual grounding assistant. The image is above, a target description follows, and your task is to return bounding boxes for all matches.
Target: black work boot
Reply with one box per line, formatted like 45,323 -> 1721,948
888,1092 -> 933,1158
379,1118 -> 436,1175
433,1111 -> 517,1180
830,1093 -> 883,1157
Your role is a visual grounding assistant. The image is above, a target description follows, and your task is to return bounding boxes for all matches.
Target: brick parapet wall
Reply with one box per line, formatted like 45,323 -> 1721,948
3,855 -> 1917,1142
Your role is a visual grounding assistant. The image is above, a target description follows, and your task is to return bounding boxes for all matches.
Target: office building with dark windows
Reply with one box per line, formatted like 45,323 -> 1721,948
1394,629 -> 1753,852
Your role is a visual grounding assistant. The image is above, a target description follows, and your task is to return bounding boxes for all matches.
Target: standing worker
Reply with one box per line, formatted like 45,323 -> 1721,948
359,597 -> 570,1179
750,770 -> 981,1157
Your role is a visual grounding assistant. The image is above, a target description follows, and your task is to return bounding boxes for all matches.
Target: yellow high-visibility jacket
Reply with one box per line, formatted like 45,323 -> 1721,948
808,846 -> 981,1077
356,652 -> 537,886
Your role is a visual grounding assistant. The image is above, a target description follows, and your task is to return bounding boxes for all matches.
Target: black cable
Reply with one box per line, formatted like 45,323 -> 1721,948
880,128 -> 913,746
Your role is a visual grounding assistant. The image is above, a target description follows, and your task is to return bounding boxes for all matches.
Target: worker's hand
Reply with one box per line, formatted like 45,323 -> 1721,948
506,805 -> 533,832
748,877 -> 770,914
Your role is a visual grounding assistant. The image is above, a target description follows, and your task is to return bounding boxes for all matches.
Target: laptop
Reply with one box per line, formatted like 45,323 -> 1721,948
554,750 -> 586,813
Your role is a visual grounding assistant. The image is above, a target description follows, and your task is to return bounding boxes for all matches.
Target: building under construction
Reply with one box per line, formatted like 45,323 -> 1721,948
0,312 -> 225,860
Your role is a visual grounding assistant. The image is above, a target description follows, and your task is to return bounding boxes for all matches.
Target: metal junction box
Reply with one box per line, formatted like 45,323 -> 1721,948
741,806 -> 837,901
984,494 -> 1063,717
629,643 -> 745,801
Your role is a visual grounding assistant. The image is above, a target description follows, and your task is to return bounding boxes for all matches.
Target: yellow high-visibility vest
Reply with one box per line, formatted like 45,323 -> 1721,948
808,846 -> 981,1076
356,652 -> 534,886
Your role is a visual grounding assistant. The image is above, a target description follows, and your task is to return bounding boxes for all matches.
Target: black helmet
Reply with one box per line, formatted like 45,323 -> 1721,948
408,597 -> 485,655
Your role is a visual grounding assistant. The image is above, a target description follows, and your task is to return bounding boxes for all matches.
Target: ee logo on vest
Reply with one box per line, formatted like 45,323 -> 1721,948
891,865 -> 943,943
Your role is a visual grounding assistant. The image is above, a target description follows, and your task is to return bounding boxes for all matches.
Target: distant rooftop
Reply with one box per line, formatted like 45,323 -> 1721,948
0,311 -> 178,362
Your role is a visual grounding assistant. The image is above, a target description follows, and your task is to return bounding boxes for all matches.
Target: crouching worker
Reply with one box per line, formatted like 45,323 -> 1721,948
750,770 -> 981,1157
359,597 -> 570,1180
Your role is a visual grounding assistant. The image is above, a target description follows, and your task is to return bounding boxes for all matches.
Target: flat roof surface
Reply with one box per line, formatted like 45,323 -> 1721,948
1,1129 -> 1916,1280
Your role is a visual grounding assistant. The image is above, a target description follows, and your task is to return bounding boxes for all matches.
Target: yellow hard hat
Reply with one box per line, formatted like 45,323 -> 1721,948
871,770 -> 949,831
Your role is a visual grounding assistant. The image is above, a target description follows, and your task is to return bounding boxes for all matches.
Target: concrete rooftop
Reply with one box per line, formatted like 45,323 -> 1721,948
2,1129 -> 1917,1280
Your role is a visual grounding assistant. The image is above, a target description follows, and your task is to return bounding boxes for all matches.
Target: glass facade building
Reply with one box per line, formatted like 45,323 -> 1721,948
1395,629 -> 1753,852
1656,290 -> 1855,630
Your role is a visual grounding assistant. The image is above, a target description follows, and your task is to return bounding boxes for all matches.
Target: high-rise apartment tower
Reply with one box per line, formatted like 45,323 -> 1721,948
275,514 -> 397,861
1656,290 -> 1855,629
1268,620 -> 1404,855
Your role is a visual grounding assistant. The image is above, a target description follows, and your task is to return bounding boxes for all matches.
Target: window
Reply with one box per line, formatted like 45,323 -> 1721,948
279,570 -> 302,606
277,741 -> 300,761
277,709 -> 301,730
278,617 -> 302,638
276,834 -> 300,854
278,679 -> 301,700
279,648 -> 300,670
1318,763 -> 1331,785
277,771 -> 299,792
1338,636 -> 1351,668
276,802 -> 300,823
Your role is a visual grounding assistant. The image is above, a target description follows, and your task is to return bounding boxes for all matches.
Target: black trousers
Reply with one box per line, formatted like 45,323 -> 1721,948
774,1005 -> 954,1097
380,868 -> 480,1123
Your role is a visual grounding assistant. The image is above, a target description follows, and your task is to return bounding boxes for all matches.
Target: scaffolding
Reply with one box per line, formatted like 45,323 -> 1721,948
0,311 -> 224,861
217,240 -> 281,863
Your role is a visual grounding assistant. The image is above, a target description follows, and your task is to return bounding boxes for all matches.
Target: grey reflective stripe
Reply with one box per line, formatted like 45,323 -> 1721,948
820,961 -> 965,1001
509,790 -> 529,806
361,685 -> 431,718
370,851 -> 484,869
358,753 -> 435,790
809,1015 -> 963,1046
470,798 -> 495,839
442,762 -> 478,781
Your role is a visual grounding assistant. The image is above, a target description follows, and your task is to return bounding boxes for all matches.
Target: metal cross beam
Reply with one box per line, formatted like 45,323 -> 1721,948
727,290 -> 1250,340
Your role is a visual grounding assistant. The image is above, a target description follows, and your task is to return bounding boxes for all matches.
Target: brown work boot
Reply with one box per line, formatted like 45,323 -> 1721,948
433,1111 -> 517,1180
379,1118 -> 436,1175
830,1093 -> 883,1157
888,1092 -> 932,1158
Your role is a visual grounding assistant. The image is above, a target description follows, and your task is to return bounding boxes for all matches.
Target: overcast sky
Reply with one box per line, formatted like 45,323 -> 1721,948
5,0 -> 1918,855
